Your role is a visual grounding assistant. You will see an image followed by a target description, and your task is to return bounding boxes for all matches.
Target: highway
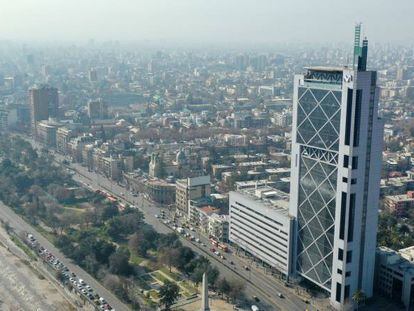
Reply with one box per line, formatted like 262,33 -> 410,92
0,201 -> 130,311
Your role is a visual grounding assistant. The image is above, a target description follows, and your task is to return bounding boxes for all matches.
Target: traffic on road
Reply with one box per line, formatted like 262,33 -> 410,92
25,233 -> 115,311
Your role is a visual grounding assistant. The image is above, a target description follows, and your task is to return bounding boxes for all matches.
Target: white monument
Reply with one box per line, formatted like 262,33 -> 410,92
200,272 -> 210,311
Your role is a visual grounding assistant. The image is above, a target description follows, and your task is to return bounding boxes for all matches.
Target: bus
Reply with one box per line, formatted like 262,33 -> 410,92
209,238 -> 218,247
218,243 -> 229,252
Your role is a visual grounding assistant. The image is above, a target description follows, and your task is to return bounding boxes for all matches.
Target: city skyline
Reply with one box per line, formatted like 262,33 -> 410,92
0,0 -> 414,44
0,3 -> 413,310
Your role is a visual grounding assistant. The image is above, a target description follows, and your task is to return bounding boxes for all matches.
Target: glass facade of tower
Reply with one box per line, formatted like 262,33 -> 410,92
295,82 -> 342,290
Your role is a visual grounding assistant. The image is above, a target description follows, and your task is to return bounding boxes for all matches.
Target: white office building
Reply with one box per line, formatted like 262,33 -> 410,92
289,25 -> 384,309
229,186 -> 294,276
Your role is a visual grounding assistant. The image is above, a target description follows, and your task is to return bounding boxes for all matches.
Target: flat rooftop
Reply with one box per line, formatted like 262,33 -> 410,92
238,186 -> 290,216
305,66 -> 346,72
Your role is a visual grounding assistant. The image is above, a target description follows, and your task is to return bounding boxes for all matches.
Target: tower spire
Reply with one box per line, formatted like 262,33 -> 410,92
353,23 -> 368,71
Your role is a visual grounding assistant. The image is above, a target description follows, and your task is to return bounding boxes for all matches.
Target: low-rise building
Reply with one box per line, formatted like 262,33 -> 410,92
67,134 -> 95,162
95,156 -> 122,180
175,175 -> 211,215
384,191 -> 414,216
208,213 -> 229,242
36,120 -> 59,147
188,201 -> 220,234
380,177 -> 414,197
229,186 -> 294,276
375,246 -> 414,310
146,179 -> 176,205
56,127 -> 74,154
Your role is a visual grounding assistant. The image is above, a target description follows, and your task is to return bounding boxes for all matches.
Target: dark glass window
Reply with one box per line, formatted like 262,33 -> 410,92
346,251 -> 352,263
351,179 -> 357,185
297,88 -> 341,150
337,269 -> 343,275
340,192 -> 347,240
352,156 -> 358,169
336,283 -> 342,302
345,88 -> 353,146
345,271 -> 351,277
342,177 -> 348,183
296,154 -> 337,286
353,90 -> 362,147
345,285 -> 350,299
344,155 -> 349,168
338,249 -> 344,260
348,194 -> 355,242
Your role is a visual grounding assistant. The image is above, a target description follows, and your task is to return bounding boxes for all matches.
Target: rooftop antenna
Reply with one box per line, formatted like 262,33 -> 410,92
353,23 -> 362,69
353,23 -> 368,71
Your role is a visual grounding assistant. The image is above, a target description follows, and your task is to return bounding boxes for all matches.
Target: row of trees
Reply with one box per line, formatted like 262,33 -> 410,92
377,211 -> 414,250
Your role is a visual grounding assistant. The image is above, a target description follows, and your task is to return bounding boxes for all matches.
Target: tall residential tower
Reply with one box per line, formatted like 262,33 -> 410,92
29,84 -> 58,135
289,25 -> 383,309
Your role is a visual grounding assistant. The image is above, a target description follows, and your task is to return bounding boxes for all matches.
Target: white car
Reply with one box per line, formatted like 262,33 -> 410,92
155,214 -> 159,218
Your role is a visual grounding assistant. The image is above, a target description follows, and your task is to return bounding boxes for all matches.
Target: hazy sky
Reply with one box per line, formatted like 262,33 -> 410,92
1,0 -> 413,44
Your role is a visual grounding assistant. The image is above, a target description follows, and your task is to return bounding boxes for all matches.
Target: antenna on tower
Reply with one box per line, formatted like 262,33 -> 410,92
353,23 -> 368,71
353,23 -> 362,69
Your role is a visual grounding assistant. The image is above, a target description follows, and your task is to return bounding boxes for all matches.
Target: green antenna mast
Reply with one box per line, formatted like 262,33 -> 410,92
353,23 -> 368,71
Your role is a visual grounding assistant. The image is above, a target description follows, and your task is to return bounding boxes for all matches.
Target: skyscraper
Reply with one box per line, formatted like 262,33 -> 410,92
289,25 -> 383,309
29,85 -> 59,135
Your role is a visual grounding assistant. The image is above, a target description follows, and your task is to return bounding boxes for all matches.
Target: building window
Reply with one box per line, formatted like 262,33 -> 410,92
338,249 -> 344,261
336,282 -> 342,303
348,194 -> 356,241
353,90 -> 362,147
352,156 -> 358,169
340,192 -> 347,240
344,285 -> 350,299
344,155 -> 349,168
351,179 -> 357,184
342,177 -> 348,183
337,269 -> 343,275
346,251 -> 352,263
345,88 -> 353,146
345,271 -> 351,277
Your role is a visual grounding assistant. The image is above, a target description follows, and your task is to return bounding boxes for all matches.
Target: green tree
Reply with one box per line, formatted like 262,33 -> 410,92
158,248 -> 180,273
102,204 -> 119,221
109,247 -> 132,276
216,277 -> 231,298
352,289 -> 366,311
159,280 -> 180,310
227,279 -> 246,303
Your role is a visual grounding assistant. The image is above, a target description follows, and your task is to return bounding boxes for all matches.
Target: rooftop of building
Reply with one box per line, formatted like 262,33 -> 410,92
209,213 -> 229,222
198,205 -> 220,215
304,66 -> 347,73
236,185 -> 290,216
399,246 -> 414,261
235,179 -> 277,190
377,246 -> 414,275
385,192 -> 414,201
176,175 -> 210,187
